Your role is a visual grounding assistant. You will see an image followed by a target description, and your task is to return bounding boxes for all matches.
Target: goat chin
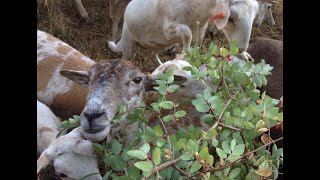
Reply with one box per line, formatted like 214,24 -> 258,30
81,124 -> 112,142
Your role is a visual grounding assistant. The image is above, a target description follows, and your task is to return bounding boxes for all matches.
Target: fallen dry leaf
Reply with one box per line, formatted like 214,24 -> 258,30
255,169 -> 272,177
261,134 -> 272,145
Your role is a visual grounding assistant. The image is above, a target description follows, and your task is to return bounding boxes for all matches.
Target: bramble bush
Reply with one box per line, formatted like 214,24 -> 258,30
59,41 -> 283,180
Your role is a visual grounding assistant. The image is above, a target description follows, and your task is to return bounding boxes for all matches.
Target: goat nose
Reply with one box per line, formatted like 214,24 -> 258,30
83,111 -> 105,122
239,48 -> 245,53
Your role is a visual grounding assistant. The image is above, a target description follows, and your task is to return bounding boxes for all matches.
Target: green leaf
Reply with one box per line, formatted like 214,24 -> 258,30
152,147 -> 161,165
225,116 -> 236,125
229,40 -> 239,55
127,166 -> 141,180
230,139 -> 237,152
195,104 -> 210,113
234,72 -> 246,84
207,155 -> 214,166
180,154 -> 193,161
127,150 -> 147,160
243,121 -> 255,130
154,124 -> 164,137
189,160 -> 202,173
92,143 -> 104,154
222,140 -> 231,154
273,148 -> 283,158
212,138 -> 218,147
192,99 -> 206,106
157,72 -> 167,81
159,101 -> 174,109
102,170 -> 112,180
254,74 -> 263,87
134,161 -> 154,172
273,112 -> 283,121
233,144 -> 245,156
243,61 -> 253,71
175,110 -> 186,118
229,168 -> 241,178
220,129 -> 231,140
165,67 -> 174,78
112,140 -> 122,155
203,88 -> 212,100
255,119 -> 265,129
199,147 -> 209,160
245,171 -> 261,180
139,143 -> 151,154
167,84 -> 179,93
200,114 -> 214,123
233,108 -> 242,117
167,75 -> 174,84
156,138 -> 166,147
259,160 -> 269,170
163,115 -> 173,122
216,148 -> 227,158
103,155 -> 126,171
209,128 -> 217,138
186,139 -> 199,154
227,153 -> 241,162
119,103 -> 127,113
220,47 -> 229,57
266,107 -> 280,119
261,75 -> 268,86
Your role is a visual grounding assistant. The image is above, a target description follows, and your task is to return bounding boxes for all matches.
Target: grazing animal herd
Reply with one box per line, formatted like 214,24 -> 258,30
37,0 -> 282,179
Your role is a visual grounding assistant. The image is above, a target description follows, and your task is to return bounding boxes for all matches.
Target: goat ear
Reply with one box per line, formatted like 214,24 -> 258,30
37,150 -> 53,174
173,75 -> 188,86
213,0 -> 230,30
60,70 -> 90,86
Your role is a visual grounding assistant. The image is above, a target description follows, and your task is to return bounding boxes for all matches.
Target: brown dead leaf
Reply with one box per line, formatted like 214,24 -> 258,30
261,134 -> 272,145
255,169 -> 272,177
219,158 -> 224,166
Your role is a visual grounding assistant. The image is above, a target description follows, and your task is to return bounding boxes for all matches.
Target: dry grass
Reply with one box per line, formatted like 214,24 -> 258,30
37,0 -> 283,73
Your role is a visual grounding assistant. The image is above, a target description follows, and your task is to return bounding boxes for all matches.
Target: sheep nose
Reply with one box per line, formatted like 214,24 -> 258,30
83,111 -> 105,122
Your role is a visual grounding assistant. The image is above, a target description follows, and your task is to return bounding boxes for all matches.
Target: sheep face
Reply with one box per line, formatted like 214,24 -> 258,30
222,0 -> 259,57
37,128 -> 102,180
60,59 -> 154,142
151,59 -> 210,104
253,2 -> 274,27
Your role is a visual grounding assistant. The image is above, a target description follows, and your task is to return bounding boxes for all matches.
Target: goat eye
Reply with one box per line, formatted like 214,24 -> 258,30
55,172 -> 67,177
133,77 -> 142,84
180,84 -> 185,88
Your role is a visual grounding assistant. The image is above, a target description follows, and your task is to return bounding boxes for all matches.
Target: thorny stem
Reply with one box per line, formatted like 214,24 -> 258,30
150,158 -> 181,175
188,137 -> 283,178
158,115 -> 173,159
173,164 -> 191,177
218,122 -> 241,131
198,95 -> 235,144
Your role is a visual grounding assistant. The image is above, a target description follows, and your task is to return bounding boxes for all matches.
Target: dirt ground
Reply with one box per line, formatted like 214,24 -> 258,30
37,0 -> 283,74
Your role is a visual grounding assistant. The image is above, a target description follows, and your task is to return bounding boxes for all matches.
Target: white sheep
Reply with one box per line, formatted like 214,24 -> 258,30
254,0 -> 277,27
108,0 -> 231,65
37,100 -> 102,180
37,30 -> 156,144
108,0 -> 276,64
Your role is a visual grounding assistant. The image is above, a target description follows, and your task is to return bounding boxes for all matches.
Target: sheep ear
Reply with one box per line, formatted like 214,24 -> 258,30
213,0 -> 230,30
37,150 -> 53,174
60,70 -> 90,86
